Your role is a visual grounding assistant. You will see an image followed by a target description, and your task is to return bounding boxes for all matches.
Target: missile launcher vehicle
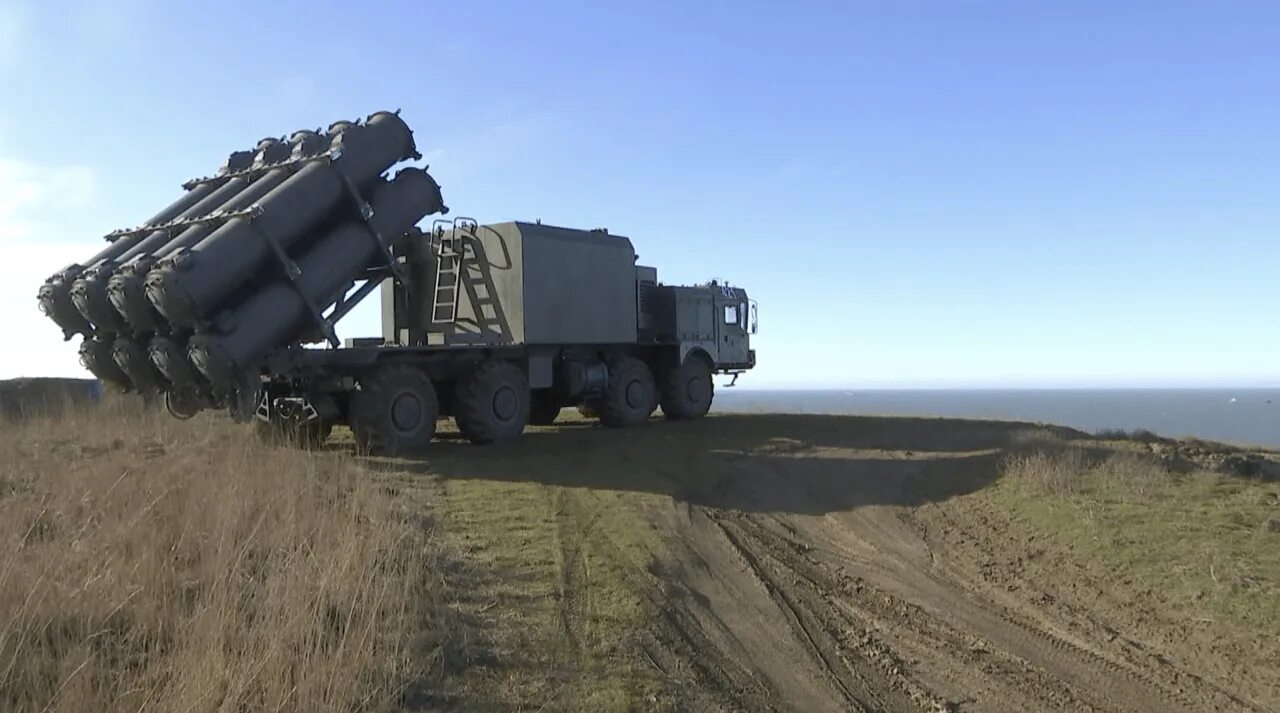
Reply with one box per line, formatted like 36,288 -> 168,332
37,111 -> 758,452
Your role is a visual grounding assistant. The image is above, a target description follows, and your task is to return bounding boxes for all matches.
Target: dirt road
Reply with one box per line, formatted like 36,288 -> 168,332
387,414 -> 1277,712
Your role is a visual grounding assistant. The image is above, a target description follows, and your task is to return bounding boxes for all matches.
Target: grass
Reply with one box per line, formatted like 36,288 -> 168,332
421,419 -> 667,711
998,443 -> 1280,637
5,393 -> 1274,711
0,397 -> 454,713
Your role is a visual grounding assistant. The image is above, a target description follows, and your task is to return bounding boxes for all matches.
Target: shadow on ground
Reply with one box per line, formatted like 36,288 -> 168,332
372,414 -> 1091,516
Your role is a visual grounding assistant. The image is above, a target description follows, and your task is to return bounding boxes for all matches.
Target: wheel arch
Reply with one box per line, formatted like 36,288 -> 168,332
681,347 -> 715,372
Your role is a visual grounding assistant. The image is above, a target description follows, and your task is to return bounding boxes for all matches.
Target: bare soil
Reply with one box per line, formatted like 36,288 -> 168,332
401,413 -> 1279,712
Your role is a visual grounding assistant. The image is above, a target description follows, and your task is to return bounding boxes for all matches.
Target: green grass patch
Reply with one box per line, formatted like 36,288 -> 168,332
997,448 -> 1280,632
423,425 -> 669,712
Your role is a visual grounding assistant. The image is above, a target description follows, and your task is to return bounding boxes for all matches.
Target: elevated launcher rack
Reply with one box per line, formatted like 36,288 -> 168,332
37,111 -> 757,451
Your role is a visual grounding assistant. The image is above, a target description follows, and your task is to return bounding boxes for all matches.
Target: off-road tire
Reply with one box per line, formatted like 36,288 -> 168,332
661,357 -> 713,421
598,357 -> 657,428
576,403 -> 599,419
453,360 -> 530,444
253,418 -> 332,449
164,389 -> 202,420
349,365 -> 438,455
529,389 -> 562,426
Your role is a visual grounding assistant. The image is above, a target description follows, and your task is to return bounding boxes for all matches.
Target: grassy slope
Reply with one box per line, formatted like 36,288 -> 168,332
0,399 -> 454,713
996,441 -> 1280,665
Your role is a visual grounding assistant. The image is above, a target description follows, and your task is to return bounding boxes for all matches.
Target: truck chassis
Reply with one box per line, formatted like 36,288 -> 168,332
252,336 -> 755,452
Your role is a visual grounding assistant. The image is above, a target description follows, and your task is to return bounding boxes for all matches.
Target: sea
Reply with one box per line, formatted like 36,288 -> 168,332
711,389 -> 1280,449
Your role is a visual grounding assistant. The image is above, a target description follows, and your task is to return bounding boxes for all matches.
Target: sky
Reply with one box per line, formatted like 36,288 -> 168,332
0,0 -> 1277,389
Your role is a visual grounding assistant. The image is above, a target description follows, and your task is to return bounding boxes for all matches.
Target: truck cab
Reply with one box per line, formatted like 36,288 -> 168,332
710,282 -> 757,371
640,279 -> 757,376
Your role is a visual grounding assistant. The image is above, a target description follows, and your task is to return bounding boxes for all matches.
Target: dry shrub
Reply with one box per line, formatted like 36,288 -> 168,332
1005,447 -> 1172,500
1091,452 -> 1171,500
0,398 -> 450,712
1177,436 -> 1247,454
1094,427 -> 1162,444
1003,448 -> 1092,496
1008,427 -> 1066,451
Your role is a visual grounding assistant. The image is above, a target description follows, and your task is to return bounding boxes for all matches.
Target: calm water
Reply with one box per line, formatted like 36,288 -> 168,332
712,389 -> 1280,448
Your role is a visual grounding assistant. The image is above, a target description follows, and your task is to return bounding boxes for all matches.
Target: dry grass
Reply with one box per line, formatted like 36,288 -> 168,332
0,397 -> 452,713
1002,447 -> 1096,496
999,444 -> 1280,636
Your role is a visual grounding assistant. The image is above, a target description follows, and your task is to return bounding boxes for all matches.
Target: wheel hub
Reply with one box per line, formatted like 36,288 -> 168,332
685,376 -> 707,403
390,392 -> 422,432
492,385 -> 518,421
625,379 -> 645,409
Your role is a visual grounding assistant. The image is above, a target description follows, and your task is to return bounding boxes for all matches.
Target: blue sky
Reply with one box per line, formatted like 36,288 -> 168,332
1,1 -> 1277,388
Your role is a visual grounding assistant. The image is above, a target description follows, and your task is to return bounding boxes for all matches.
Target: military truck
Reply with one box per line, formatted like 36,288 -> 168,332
36,111 -> 758,452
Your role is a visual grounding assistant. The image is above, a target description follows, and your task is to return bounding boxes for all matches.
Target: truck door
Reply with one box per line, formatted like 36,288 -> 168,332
714,288 -> 750,367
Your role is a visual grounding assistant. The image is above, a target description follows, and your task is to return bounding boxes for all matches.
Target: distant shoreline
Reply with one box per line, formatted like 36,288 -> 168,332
714,388 -> 1280,448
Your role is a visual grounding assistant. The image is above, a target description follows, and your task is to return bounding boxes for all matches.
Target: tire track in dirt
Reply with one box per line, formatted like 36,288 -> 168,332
909,496 -> 1276,713
413,416 -> 1274,711
839,502 -> 1268,711
811,459 -> 1268,712
634,446 -> 1270,713
558,493 -> 779,712
548,485 -> 783,712
730,507 -> 1142,711
553,488 -> 588,659
707,511 -> 938,712
632,498 -> 920,712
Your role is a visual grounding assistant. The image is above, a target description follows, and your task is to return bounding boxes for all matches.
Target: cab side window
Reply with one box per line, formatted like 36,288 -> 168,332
724,305 -> 738,325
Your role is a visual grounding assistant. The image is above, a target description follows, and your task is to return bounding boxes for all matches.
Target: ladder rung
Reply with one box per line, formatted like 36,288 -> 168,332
431,246 -> 464,324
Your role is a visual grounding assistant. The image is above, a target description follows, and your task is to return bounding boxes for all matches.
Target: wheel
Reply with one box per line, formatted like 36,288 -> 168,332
164,389 -> 202,420
577,403 -> 599,419
349,365 -> 438,455
453,360 -> 529,444
253,418 -> 332,449
598,357 -> 656,428
661,357 -> 713,421
529,389 -> 562,426
227,383 -> 260,423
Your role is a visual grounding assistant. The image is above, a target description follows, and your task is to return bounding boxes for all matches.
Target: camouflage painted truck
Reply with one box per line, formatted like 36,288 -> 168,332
36,110 -> 758,452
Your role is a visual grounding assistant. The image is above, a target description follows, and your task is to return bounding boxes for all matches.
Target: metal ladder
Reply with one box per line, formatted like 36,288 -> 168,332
431,218 -> 476,323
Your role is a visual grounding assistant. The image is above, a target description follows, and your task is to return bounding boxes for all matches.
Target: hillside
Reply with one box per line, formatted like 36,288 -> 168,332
1,397 -> 1277,712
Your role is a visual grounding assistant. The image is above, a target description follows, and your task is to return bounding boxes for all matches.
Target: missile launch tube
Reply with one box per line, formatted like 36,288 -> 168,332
37,148 -> 256,337
101,132 -> 333,392
111,337 -> 166,394
118,139 -> 293,264
78,336 -> 132,391
188,168 -> 443,388
69,139 -> 290,334
81,147 -> 257,269
148,335 -> 207,394
107,130 -> 332,336
146,112 -> 418,330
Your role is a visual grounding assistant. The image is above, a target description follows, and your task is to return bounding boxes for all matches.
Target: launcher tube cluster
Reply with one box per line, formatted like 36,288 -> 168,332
36,110 -> 445,409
